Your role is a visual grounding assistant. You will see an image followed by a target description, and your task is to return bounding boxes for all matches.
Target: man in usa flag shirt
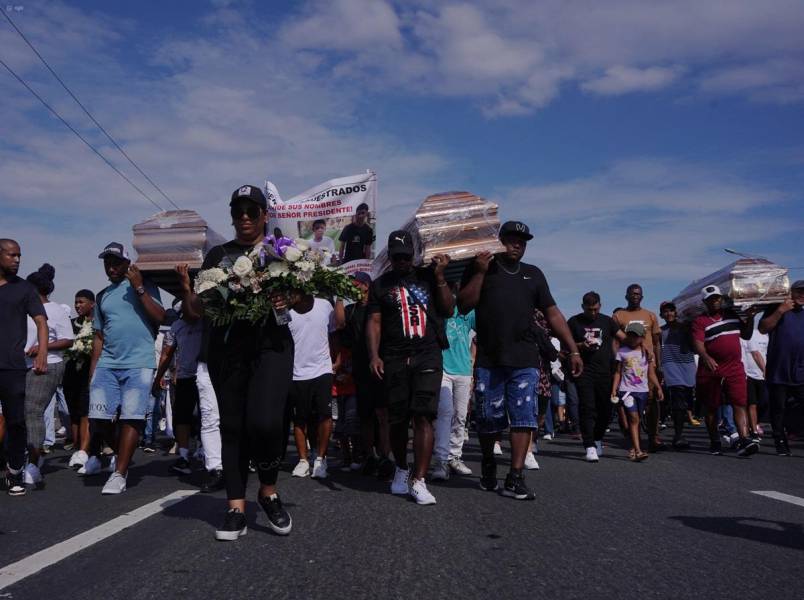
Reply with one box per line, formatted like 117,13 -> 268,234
366,230 -> 453,505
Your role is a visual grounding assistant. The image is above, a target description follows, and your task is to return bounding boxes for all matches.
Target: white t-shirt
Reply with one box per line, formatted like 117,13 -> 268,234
741,329 -> 768,381
26,301 -> 75,367
309,236 -> 336,254
289,298 -> 334,381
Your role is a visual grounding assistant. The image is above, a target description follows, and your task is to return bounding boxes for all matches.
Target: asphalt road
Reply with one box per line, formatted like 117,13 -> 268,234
2,424 -> 804,600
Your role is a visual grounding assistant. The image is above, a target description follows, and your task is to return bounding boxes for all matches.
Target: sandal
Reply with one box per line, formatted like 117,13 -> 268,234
628,449 -> 636,461
636,451 -> 649,462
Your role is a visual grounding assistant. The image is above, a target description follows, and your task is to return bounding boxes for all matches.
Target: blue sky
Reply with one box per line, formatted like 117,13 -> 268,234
1,0 -> 802,315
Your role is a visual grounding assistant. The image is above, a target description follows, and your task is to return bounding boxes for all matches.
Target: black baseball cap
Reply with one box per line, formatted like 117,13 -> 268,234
499,221 -> 533,241
230,185 -> 267,210
351,271 -> 372,285
98,242 -> 131,262
387,230 -> 414,258
792,279 -> 804,290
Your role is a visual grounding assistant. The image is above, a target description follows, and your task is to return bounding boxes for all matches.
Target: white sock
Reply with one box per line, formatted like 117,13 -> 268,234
179,447 -> 189,460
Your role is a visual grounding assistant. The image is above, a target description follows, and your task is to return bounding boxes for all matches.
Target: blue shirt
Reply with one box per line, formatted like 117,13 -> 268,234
442,308 -> 475,376
94,279 -> 162,369
660,324 -> 697,387
764,305 -> 804,385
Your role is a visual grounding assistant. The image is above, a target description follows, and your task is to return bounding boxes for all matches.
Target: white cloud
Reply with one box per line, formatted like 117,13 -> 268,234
582,65 -> 683,96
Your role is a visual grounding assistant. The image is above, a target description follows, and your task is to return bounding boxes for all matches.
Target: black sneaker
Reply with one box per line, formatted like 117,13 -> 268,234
258,493 -> 292,535
479,460 -> 499,491
361,454 -> 378,476
709,441 -> 722,456
215,508 -> 247,541
737,437 -> 759,457
376,457 -> 395,481
749,433 -> 762,445
775,438 -> 791,456
170,457 -> 192,475
672,438 -> 690,451
502,471 -> 535,501
201,469 -> 225,493
5,470 -> 26,496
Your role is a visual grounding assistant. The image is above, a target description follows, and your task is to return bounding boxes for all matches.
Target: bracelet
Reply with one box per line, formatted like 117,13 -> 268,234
570,351 -> 580,356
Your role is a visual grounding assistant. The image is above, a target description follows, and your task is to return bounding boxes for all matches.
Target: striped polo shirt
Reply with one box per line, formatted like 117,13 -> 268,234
691,310 -> 744,365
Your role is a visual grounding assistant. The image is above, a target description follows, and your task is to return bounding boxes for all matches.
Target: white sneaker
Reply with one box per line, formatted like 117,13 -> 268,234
595,440 -> 604,457
292,459 -> 310,478
79,455 -> 102,475
391,467 -> 410,495
524,452 -> 540,470
585,447 -> 600,462
24,463 -> 43,485
409,478 -> 436,505
101,471 -> 127,495
69,450 -> 89,469
431,461 -> 450,481
105,455 -> 117,473
311,457 -> 328,479
493,441 -> 503,455
56,426 -> 67,437
543,433 -> 553,441
448,458 -> 473,475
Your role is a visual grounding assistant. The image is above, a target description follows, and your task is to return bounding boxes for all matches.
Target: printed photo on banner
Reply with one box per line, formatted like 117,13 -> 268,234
266,171 -> 377,275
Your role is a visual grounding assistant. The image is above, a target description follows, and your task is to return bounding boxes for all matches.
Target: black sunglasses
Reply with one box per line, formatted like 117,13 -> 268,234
231,204 -> 262,220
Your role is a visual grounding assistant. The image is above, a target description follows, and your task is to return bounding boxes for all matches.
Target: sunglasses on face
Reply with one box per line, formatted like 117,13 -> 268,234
230,204 -> 262,221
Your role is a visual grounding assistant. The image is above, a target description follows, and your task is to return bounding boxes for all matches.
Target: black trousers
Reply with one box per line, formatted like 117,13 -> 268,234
209,344 -> 293,500
667,385 -> 694,441
173,377 -> 200,427
576,374 -> 612,448
768,383 -> 804,441
0,369 -> 27,470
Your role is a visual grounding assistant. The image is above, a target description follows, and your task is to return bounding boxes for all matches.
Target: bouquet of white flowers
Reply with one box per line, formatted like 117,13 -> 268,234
194,235 -> 362,326
64,319 -> 94,370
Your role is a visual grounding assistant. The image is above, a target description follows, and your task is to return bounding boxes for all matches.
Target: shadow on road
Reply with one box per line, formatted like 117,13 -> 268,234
670,516 -> 804,550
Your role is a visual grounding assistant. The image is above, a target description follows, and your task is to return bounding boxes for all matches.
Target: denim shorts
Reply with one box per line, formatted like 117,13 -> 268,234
474,367 -> 539,434
89,367 -> 154,420
618,391 -> 648,414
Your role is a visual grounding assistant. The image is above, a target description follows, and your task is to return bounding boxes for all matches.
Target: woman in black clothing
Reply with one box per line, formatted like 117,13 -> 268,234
180,184 -> 294,541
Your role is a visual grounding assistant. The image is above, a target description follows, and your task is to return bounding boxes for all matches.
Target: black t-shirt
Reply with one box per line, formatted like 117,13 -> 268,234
338,223 -> 374,263
567,313 -> 619,378
462,259 -> 556,369
341,302 -> 371,377
367,267 -> 443,360
0,276 -> 46,370
199,240 -> 292,365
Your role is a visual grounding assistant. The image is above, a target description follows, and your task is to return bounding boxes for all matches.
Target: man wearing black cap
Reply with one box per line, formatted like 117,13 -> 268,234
459,221 -> 582,500
759,280 -> 804,455
0,238 -> 48,496
179,184 -> 295,540
366,230 -> 453,505
87,242 -> 165,494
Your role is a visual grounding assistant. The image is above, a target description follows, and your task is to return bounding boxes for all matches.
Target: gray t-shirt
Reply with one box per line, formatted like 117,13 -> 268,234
164,318 -> 202,379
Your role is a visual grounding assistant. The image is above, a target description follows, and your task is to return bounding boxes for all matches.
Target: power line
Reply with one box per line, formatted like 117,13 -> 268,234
2,9 -> 180,209
0,57 -> 165,212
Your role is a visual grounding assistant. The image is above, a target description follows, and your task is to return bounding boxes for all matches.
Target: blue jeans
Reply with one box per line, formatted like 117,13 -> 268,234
143,388 -> 163,443
44,386 -> 71,446
474,367 -> 539,434
718,404 -> 737,435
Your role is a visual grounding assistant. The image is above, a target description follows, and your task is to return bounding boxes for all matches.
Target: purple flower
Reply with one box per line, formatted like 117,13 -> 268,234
261,235 -> 296,266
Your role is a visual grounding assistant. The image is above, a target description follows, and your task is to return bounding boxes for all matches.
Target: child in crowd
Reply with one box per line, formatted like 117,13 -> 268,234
612,322 -> 663,461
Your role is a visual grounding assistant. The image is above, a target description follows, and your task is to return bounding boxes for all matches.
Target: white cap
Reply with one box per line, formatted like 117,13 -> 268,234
701,284 -> 722,300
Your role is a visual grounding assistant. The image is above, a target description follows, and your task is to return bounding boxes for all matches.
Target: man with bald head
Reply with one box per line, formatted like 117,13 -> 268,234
0,239 -> 49,496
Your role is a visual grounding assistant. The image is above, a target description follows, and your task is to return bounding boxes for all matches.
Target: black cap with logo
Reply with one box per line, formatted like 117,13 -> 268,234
230,185 -> 267,210
387,230 -> 415,257
499,221 -> 534,241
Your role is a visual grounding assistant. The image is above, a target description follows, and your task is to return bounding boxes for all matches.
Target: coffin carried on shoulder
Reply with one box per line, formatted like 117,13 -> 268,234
373,191 -> 504,281
132,210 -> 226,296
672,258 -> 790,321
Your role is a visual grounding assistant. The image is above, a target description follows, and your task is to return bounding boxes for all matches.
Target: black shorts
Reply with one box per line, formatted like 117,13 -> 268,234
383,352 -> 442,426
290,373 -> 333,423
667,385 -> 694,412
62,360 -> 90,420
173,377 -> 200,426
746,377 -> 768,407
354,370 -> 386,419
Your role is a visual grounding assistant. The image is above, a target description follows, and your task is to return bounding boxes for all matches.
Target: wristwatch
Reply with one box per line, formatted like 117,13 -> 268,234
135,286 -> 146,296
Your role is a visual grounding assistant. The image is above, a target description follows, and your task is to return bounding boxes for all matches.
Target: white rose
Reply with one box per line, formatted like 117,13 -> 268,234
284,247 -> 302,262
294,239 -> 310,251
196,280 -> 217,294
296,260 -> 315,272
206,267 -> 228,283
232,256 -> 254,278
268,261 -> 290,277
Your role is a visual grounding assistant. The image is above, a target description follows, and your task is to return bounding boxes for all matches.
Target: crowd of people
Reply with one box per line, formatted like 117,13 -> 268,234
1,184 -> 802,542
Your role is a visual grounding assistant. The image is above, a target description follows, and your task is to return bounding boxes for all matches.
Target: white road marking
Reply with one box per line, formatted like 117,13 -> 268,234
751,490 -> 804,508
0,489 -> 199,591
